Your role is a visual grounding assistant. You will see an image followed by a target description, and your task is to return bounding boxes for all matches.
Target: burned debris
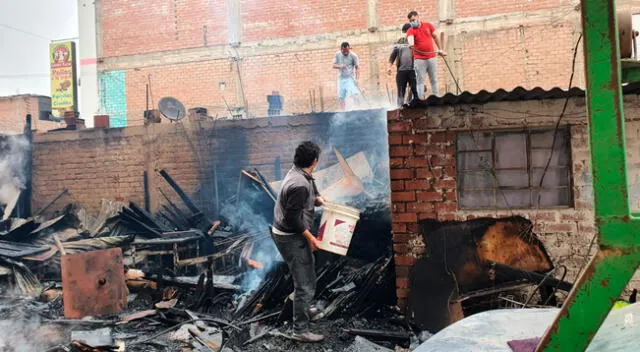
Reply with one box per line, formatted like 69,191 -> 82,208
0,168 -> 405,352
409,216 -> 573,333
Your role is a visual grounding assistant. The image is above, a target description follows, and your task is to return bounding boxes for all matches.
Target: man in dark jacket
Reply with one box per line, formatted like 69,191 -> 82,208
271,141 -> 325,342
389,23 -> 419,107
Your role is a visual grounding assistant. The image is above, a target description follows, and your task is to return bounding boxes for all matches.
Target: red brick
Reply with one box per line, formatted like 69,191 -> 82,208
395,256 -> 417,266
387,110 -> 400,121
435,202 -> 458,213
405,158 -> 429,167
392,191 -> 416,202
395,266 -> 409,278
393,212 -> 418,223
393,244 -> 410,254
402,134 -> 429,144
415,144 -> 453,155
391,180 -> 404,191
407,223 -> 420,233
405,180 -> 431,190
389,135 -> 403,145
390,169 -> 414,180
444,191 -> 457,201
418,212 -> 438,220
416,191 -> 443,202
388,121 -> 411,133
390,158 -> 404,168
407,202 -> 435,213
393,203 -> 406,213
396,277 -> 410,289
434,179 -> 457,189
393,233 -> 413,243
431,155 -> 455,167
442,166 -> 457,178
396,288 -> 410,299
392,223 -> 407,233
416,168 -> 442,179
390,146 -> 413,157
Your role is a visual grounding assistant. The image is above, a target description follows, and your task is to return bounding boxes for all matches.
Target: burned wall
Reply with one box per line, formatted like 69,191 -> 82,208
388,95 -> 640,308
33,109 -> 390,215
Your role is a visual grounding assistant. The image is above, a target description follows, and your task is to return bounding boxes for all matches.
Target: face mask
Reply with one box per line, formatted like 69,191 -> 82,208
410,21 -> 419,28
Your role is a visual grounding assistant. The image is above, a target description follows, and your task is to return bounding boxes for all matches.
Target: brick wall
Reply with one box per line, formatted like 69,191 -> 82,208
240,0 -> 368,42
116,46 -> 390,123
0,95 -> 61,135
32,109 -> 390,217
454,0 -> 570,18
95,1 -> 640,126
377,1 -> 437,28
388,95 -> 640,307
101,0 -> 228,57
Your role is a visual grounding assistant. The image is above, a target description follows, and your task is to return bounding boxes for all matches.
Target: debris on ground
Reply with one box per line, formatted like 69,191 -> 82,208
0,169 -> 407,351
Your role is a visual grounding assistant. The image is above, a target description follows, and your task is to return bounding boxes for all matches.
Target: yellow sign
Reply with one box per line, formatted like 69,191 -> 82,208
50,41 -> 77,111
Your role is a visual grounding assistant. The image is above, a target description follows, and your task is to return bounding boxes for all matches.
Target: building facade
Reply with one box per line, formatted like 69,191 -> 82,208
387,88 -> 640,309
0,95 -> 61,135
77,0 -> 640,126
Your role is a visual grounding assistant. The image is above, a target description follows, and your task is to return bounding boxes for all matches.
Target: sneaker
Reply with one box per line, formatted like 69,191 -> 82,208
291,331 -> 325,342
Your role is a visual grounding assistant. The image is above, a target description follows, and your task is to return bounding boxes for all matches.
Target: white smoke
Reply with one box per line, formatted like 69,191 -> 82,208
219,192 -> 281,293
0,312 -> 51,352
0,135 -> 29,207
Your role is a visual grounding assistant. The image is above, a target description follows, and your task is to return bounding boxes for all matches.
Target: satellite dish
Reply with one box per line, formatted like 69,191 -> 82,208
158,97 -> 186,121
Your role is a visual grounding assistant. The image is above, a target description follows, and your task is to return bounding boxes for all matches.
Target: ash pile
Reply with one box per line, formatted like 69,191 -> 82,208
0,168 -> 411,352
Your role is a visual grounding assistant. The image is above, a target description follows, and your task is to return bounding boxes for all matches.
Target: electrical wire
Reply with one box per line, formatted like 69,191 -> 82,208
529,33 -> 583,233
0,23 -> 51,40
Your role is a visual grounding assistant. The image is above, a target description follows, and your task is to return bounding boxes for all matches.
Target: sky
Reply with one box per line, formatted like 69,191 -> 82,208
0,0 -> 78,97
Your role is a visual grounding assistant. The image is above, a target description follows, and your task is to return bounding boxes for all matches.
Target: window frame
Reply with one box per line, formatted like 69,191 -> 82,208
456,127 -> 574,210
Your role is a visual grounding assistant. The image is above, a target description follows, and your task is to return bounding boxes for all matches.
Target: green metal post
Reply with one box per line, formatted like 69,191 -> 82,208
537,0 -> 640,350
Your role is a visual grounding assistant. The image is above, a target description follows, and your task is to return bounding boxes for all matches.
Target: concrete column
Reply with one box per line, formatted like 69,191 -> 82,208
227,0 -> 242,44
444,33 -> 464,93
367,0 -> 378,32
367,43 -> 379,96
438,0 -> 455,24
78,0 -> 100,127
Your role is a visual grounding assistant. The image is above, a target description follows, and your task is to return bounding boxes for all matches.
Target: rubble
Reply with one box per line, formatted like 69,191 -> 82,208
0,168 -> 408,351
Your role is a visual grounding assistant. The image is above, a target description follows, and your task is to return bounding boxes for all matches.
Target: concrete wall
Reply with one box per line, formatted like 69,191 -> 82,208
0,95 -> 62,135
90,0 -> 640,125
387,94 -> 640,307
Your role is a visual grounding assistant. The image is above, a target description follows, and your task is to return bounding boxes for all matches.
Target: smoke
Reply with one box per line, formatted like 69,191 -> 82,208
219,190 -> 282,293
0,135 -> 29,207
0,312 -> 51,352
323,109 -> 391,206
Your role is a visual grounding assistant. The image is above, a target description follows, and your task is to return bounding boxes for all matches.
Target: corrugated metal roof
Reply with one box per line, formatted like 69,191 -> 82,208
412,83 -> 640,107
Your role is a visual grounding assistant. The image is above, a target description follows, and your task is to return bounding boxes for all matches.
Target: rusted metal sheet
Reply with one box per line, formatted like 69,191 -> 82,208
62,248 -> 128,319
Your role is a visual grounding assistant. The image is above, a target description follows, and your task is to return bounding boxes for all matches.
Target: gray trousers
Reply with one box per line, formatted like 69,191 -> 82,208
414,58 -> 438,99
271,232 -> 316,333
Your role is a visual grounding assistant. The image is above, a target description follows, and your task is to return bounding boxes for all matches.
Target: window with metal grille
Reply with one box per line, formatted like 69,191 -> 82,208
456,129 -> 572,209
